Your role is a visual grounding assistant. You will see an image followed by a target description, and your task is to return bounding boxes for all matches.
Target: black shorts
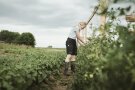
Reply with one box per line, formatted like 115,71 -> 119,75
66,38 -> 77,55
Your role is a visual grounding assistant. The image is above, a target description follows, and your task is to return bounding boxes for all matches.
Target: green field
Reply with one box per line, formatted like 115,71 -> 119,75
0,43 -> 66,90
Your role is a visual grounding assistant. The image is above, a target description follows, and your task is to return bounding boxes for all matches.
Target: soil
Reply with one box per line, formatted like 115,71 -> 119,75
28,67 -> 74,90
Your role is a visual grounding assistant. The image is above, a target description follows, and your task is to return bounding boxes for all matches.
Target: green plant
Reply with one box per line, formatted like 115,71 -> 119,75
72,21 -> 135,90
0,44 -> 65,90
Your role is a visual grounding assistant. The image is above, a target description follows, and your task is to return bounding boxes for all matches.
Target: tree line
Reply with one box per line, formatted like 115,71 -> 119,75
0,30 -> 35,47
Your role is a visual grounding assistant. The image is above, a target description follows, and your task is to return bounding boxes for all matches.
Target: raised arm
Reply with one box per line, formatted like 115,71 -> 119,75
76,31 -> 85,44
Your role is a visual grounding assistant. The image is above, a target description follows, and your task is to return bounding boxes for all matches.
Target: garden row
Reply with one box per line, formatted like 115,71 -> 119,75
0,44 -> 65,90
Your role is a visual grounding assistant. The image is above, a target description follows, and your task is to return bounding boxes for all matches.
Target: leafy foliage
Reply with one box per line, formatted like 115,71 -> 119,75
17,32 -> 35,47
0,30 -> 20,43
0,44 -> 65,90
0,30 -> 36,47
72,22 -> 135,90
98,0 -> 109,15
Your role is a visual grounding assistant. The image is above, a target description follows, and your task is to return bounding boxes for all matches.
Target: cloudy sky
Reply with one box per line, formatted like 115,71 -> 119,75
0,0 -> 134,48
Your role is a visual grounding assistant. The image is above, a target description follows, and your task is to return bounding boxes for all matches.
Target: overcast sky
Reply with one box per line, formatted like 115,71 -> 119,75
0,0 -> 134,48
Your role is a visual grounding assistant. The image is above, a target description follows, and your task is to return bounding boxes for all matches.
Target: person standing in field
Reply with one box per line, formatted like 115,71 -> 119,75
64,22 -> 87,76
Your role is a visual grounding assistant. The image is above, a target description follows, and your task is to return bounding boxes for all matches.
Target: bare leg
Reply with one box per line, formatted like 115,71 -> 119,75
65,54 -> 72,62
70,55 -> 76,62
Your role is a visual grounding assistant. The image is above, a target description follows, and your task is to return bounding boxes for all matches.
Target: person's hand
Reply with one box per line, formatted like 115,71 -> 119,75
84,39 -> 89,44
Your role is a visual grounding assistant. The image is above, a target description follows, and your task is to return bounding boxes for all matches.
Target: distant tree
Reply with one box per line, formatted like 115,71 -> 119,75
0,30 -> 9,41
17,32 -> 35,47
0,30 -> 20,43
47,45 -> 53,48
9,32 -> 20,43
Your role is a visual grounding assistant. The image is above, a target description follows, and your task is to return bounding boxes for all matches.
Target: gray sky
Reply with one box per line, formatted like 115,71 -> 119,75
0,0 -> 99,48
0,0 -> 134,48
0,0 -> 98,28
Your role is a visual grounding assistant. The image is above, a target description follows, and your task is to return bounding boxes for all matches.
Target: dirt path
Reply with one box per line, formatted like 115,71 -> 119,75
28,68 -> 74,90
52,68 -> 74,90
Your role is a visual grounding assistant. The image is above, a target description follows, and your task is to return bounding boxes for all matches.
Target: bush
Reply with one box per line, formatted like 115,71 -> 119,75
72,24 -> 135,90
0,30 -> 36,47
17,33 -> 36,47
0,30 -> 20,43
